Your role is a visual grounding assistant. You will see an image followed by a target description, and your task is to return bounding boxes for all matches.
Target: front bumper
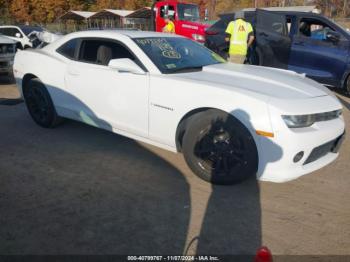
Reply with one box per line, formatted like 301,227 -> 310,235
258,119 -> 345,182
257,96 -> 345,183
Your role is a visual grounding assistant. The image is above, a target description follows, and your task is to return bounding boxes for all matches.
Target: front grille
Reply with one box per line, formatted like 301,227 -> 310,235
304,134 -> 344,165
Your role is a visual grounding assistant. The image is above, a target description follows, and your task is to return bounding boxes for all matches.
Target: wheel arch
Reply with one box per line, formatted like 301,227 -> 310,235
176,107 -> 213,152
22,73 -> 39,93
175,107 -> 258,152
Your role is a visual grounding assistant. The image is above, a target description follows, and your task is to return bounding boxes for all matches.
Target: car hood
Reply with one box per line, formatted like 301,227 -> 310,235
174,63 -> 331,100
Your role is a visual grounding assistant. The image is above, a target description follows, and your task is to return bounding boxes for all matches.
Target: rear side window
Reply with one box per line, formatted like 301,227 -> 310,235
57,38 -> 78,59
78,39 -> 135,66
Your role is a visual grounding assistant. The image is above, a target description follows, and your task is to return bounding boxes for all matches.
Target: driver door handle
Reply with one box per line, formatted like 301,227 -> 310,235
294,41 -> 304,46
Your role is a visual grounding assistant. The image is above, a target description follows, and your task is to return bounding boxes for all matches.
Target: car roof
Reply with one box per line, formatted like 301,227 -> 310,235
220,10 -> 322,17
66,30 -> 181,39
0,25 -> 19,28
18,25 -> 43,30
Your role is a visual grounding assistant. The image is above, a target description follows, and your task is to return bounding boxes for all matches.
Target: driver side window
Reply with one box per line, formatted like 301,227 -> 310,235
160,5 -> 175,18
298,18 -> 336,41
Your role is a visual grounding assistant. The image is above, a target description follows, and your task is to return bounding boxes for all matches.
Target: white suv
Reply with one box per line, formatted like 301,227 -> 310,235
0,25 -> 43,49
0,35 -> 16,75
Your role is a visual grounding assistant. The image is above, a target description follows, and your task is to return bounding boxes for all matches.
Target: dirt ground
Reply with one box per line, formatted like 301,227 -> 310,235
0,75 -> 349,259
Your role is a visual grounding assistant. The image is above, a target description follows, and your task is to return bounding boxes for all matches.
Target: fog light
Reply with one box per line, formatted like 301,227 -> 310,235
293,151 -> 304,163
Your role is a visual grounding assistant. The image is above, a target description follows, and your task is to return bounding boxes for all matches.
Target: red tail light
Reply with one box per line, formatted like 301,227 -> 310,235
205,29 -> 219,35
255,246 -> 272,262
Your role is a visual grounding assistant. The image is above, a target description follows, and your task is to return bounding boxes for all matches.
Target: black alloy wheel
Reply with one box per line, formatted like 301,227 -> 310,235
23,78 -> 62,128
182,110 -> 258,185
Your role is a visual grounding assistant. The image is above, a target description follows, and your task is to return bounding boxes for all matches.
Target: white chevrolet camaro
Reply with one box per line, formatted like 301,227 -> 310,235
13,30 -> 345,185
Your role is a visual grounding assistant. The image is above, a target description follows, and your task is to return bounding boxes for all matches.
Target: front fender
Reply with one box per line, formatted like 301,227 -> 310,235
148,75 -> 273,150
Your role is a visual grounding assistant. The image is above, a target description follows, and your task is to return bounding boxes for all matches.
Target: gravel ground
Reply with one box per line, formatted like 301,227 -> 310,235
0,77 -> 349,259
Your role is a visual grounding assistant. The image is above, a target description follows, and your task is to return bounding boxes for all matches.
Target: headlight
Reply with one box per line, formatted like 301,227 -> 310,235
192,34 -> 205,42
282,114 -> 315,128
282,109 -> 342,128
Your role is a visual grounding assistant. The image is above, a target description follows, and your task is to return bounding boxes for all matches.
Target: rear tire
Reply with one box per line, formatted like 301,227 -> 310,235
23,78 -> 63,128
182,110 -> 258,185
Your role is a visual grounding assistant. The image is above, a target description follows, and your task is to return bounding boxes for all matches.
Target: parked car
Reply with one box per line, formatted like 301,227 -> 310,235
205,9 -> 350,93
0,35 -> 16,75
0,25 -> 44,49
13,30 -> 345,185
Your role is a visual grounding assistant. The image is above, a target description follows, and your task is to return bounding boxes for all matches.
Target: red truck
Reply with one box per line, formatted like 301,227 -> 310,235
151,0 -> 210,43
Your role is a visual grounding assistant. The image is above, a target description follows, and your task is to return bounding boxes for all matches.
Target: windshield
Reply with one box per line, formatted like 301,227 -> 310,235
177,4 -> 200,22
134,37 -> 225,74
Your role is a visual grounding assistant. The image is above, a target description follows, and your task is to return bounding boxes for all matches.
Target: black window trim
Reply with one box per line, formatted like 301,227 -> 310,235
56,38 -> 81,60
57,37 -> 148,72
78,37 -> 148,73
296,15 -> 347,40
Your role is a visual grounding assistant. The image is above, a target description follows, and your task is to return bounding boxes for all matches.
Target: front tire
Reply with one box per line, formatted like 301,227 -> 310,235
182,110 -> 258,185
344,74 -> 350,95
23,78 -> 62,128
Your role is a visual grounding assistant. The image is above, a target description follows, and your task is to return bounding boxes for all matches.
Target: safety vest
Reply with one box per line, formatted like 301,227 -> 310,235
163,21 -> 175,34
225,19 -> 253,56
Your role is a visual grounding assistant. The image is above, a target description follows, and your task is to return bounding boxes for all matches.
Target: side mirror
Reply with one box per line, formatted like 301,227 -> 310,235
15,33 -> 21,38
326,31 -> 340,43
108,58 -> 145,75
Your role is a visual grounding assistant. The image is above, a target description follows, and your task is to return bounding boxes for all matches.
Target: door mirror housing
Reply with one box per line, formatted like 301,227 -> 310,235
326,31 -> 340,43
15,33 -> 22,38
108,58 -> 145,75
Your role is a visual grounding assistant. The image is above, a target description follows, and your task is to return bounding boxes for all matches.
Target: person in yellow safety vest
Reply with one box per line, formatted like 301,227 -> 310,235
163,16 -> 175,34
225,11 -> 255,64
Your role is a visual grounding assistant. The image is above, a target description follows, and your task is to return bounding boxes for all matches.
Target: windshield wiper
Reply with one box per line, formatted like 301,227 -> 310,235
168,66 -> 203,74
